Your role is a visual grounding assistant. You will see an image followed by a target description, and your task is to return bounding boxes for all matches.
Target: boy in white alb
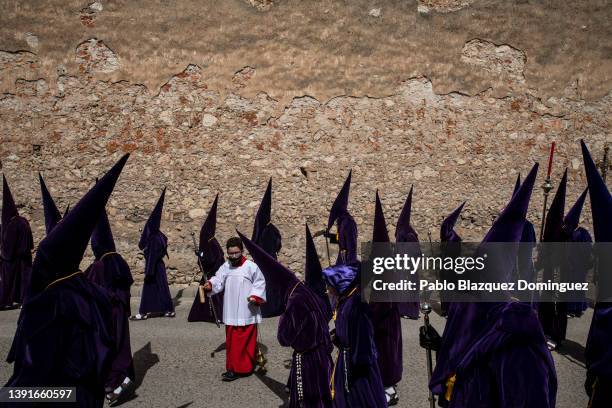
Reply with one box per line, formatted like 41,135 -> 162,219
204,236 -> 266,381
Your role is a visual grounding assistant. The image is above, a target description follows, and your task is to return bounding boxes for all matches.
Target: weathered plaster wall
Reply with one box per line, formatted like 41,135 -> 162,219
1,0 -> 610,283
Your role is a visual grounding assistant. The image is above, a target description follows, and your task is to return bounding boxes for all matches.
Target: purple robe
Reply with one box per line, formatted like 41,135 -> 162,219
562,227 -> 592,316
256,223 -> 285,318
585,303 -> 612,407
138,231 -> 173,315
85,253 -> 135,390
278,283 -> 334,408
187,237 -> 225,323
0,216 -> 33,307
332,289 -> 387,408
370,302 -> 402,387
435,302 -> 557,408
335,214 -> 358,265
442,303 -> 557,408
4,275 -> 115,407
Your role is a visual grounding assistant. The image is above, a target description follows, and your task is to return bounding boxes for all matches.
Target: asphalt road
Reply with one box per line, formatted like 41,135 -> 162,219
0,294 -> 591,408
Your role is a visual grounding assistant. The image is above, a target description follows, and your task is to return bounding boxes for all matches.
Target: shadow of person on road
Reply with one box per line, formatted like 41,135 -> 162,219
556,338 -> 587,367
255,370 -> 290,408
111,341 -> 160,406
172,288 -> 185,308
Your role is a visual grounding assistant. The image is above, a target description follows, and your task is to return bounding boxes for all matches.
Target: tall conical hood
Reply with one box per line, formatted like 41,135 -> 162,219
327,170 -> 351,231
237,230 -> 299,301
543,168 -> 567,242
39,173 -> 62,235
304,224 -> 330,309
30,154 -> 129,295
581,140 -> 612,242
440,202 -> 465,242
139,187 -> 166,249
200,194 -> 219,245
2,175 -> 19,228
252,178 -> 272,242
512,174 -> 521,197
91,207 -> 116,258
372,190 -> 390,243
396,185 -> 418,242
481,163 -> 538,244
562,188 -> 588,234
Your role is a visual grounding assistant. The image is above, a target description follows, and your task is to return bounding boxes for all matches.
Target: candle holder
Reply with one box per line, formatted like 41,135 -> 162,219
539,176 -> 554,242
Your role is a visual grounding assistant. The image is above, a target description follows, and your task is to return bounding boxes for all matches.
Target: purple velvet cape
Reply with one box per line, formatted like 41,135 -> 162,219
278,283 -> 334,407
332,288 -> 387,407
335,214 -> 358,265
433,302 -> 557,408
4,275 -> 115,407
85,253 -> 135,390
138,231 -> 174,315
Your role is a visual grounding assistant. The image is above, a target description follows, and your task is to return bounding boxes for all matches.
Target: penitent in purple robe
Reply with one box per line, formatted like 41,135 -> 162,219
278,283 -> 334,408
3,154 -> 129,408
238,231 -> 333,408
430,163 -> 557,408
395,185 -> 420,319
188,194 -> 225,323
323,263 -> 387,408
369,190 -> 403,388
559,189 -> 591,317
84,207 -> 135,390
0,176 -> 33,307
251,178 -> 285,318
581,140 -> 612,408
138,188 -> 174,315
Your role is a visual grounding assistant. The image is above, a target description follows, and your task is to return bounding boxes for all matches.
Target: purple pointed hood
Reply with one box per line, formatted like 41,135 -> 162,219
2,175 -> 19,228
581,140 -> 612,242
512,174 -> 521,197
39,173 -> 62,235
91,207 -> 116,258
396,185 -> 419,242
305,223 -> 324,289
440,202 -> 465,242
327,170 -> 351,231
251,178 -> 272,242
372,190 -> 390,243
139,187 -> 166,250
200,194 -> 219,246
542,168 -> 567,242
238,230 -> 299,302
562,188 -> 588,235
30,154 -> 129,296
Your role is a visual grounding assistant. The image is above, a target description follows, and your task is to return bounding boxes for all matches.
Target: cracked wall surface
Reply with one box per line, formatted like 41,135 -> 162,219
0,0 -> 611,283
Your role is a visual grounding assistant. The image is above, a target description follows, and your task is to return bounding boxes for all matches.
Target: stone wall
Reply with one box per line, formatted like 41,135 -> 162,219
1,0 -> 610,284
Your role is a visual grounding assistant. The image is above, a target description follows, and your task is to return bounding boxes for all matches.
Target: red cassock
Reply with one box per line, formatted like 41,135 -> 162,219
225,324 -> 258,374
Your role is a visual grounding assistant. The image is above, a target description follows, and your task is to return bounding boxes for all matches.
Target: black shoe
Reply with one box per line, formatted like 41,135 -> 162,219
221,371 -> 232,378
222,371 -> 240,382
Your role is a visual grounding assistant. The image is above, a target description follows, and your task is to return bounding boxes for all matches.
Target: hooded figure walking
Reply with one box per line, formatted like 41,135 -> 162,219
423,164 -> 557,408
132,188 -> 174,320
581,140 -> 612,408
2,154 -> 129,408
251,178 -> 284,318
369,191 -> 403,405
327,171 -> 358,265
239,230 -> 334,408
0,176 -> 34,308
84,206 -> 135,403
187,194 -> 225,324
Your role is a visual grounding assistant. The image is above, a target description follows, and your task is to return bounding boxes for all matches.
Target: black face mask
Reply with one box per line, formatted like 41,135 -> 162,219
228,255 -> 242,266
